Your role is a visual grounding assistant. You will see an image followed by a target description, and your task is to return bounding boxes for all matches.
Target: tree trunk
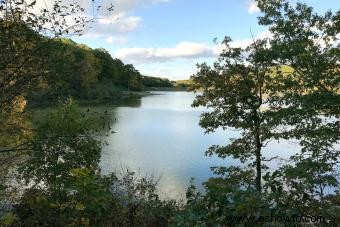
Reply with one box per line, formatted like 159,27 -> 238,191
255,124 -> 262,193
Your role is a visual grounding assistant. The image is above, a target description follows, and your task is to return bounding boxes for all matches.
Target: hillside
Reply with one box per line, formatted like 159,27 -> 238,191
28,38 -> 180,105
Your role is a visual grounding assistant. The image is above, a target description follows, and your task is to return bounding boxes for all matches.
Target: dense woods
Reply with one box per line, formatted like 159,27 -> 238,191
26,36 -> 183,104
28,37 -> 145,103
0,0 -> 339,226
26,37 -> 188,104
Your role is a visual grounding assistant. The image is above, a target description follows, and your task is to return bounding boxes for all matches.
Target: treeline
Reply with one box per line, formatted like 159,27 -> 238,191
29,35 -> 192,103
141,76 -> 174,88
142,76 -> 194,91
28,38 -> 180,104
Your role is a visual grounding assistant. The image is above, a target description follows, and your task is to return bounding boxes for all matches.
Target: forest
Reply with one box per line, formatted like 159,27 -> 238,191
25,37 -> 179,105
0,0 -> 339,226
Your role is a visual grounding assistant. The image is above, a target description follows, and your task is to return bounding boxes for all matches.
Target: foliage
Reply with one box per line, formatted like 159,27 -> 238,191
28,38 -> 145,104
256,0 -> 339,158
8,100 -> 178,226
16,169 -> 114,226
0,0 -> 178,226
174,79 -> 194,90
108,170 -> 178,226
142,76 -> 174,88
256,0 -> 340,221
187,0 -> 339,225
20,99 -> 102,187
191,37 -> 278,192
0,0 -> 110,110
16,170 -> 178,226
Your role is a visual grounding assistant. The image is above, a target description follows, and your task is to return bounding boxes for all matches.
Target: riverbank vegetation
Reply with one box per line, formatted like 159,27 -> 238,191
26,37 -> 184,105
1,0 -> 339,226
25,36 -> 189,106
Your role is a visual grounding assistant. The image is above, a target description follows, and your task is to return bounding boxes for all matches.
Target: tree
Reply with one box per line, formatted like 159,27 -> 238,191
256,0 -> 340,219
62,44 -> 101,96
142,76 -> 173,88
190,0 -> 339,223
93,48 -> 119,82
16,100 -> 110,226
118,64 -> 143,91
256,0 -> 339,159
191,37 -> 279,192
192,0 -> 339,193
20,99 -> 102,187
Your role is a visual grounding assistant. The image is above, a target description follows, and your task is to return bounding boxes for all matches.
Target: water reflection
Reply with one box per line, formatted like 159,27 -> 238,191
100,92 -> 301,199
118,97 -> 142,108
100,92 -> 242,199
30,92 -> 300,200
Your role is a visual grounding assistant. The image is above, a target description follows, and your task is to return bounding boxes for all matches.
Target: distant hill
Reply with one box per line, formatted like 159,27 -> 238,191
27,37 -> 184,104
174,79 -> 193,90
142,76 -> 174,88
142,77 -> 195,91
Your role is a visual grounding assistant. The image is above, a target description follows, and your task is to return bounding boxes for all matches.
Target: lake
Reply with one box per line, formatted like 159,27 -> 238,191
99,91 -> 299,200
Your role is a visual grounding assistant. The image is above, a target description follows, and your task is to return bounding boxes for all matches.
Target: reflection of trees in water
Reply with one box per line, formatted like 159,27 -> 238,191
87,98 -> 142,134
66,106 -> 120,136
119,97 -> 142,108
26,96 -> 142,137
27,104 -> 120,137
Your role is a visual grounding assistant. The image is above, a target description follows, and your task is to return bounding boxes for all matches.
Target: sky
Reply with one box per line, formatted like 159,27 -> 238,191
38,0 -> 340,80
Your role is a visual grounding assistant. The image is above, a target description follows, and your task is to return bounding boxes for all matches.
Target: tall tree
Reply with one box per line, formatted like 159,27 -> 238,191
184,1 -> 339,224
191,37 -> 278,192
93,48 -> 119,82
257,0 -> 340,201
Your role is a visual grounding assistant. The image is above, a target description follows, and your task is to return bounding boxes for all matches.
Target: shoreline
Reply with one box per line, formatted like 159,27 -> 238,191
25,88 -> 189,109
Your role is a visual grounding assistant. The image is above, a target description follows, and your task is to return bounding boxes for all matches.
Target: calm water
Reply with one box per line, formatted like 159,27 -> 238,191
99,91 -> 299,200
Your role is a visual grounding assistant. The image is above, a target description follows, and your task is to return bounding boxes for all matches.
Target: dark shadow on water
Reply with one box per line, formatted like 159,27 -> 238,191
118,97 -> 142,108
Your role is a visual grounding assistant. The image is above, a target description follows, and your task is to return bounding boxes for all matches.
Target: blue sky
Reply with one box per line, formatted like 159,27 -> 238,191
66,0 -> 338,80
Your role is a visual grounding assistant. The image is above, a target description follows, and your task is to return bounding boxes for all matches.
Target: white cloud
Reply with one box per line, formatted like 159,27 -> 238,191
106,36 -> 128,45
115,42 -> 218,64
247,1 -> 260,14
134,60 -> 202,80
79,13 -> 142,44
255,30 -> 273,39
31,0 -> 169,42
33,0 -> 170,14
94,13 -> 142,34
107,0 -> 170,13
227,30 -> 272,49
115,30 -> 273,64
86,0 -> 170,41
